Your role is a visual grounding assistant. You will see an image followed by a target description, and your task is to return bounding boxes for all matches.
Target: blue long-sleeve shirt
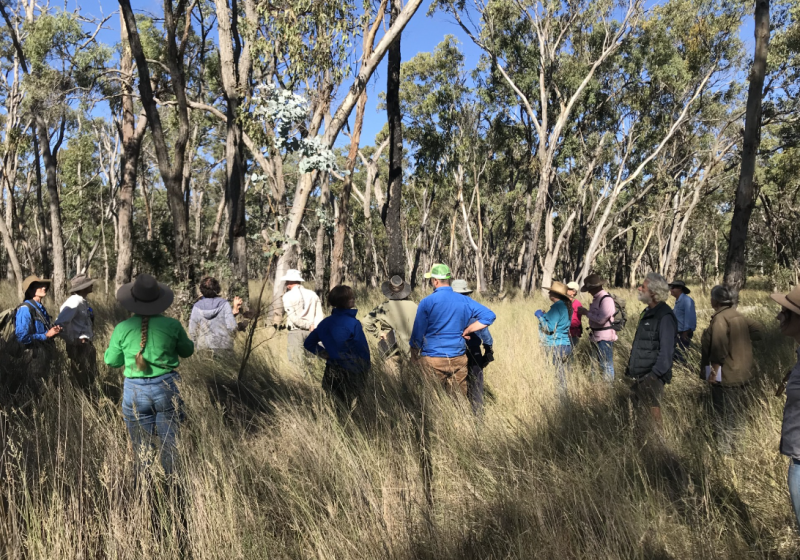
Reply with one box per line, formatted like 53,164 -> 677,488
537,299 -> 571,347
15,300 -> 52,345
410,287 -> 496,358
304,308 -> 371,373
673,294 -> 697,332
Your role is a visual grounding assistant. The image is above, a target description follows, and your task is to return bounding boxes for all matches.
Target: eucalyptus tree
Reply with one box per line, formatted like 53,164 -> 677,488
0,4 -> 110,299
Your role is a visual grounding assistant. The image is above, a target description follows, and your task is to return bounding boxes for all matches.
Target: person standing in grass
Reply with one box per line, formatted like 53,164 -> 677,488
55,275 -> 98,391
535,281 -> 573,396
700,285 -> 761,454
104,274 -> 194,476
15,275 -> 62,379
452,279 -> 494,413
577,274 -> 617,383
280,269 -> 324,364
669,280 -> 696,363
772,285 -> 800,531
363,275 -> 418,374
566,281 -> 583,349
188,276 -> 242,354
410,264 -> 496,398
304,285 -> 371,405
626,272 -> 677,427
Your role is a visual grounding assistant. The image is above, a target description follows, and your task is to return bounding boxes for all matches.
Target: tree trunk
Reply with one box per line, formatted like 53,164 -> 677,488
315,174 -> 331,297
119,0 -> 194,284
114,13 -> 148,290
37,117 -> 67,299
215,0 -> 255,288
724,0 -> 770,294
385,0 -> 405,278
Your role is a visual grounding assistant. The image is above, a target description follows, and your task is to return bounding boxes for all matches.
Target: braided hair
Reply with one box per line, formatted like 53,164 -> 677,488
135,316 -> 150,371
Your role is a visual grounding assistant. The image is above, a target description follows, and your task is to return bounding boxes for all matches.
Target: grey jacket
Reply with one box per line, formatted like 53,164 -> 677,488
189,297 -> 237,350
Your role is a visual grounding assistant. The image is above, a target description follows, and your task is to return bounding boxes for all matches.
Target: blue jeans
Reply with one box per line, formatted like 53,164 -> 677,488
122,372 -> 184,476
790,458 -> 800,532
592,340 -> 615,383
550,345 -> 572,396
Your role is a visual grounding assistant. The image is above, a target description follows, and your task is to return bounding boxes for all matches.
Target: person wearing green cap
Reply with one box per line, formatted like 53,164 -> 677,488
410,264 -> 496,397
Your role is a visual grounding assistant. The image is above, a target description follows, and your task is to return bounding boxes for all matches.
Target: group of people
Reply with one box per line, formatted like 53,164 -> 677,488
279,264 -> 495,412
10,265 -> 800,533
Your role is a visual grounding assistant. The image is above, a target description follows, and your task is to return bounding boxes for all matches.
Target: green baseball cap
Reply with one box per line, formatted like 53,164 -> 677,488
424,263 -> 452,280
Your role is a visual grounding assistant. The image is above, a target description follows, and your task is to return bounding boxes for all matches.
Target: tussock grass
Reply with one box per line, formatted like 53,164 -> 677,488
0,284 -> 798,558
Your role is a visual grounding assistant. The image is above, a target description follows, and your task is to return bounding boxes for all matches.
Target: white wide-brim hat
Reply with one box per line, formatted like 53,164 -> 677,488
278,269 -> 305,283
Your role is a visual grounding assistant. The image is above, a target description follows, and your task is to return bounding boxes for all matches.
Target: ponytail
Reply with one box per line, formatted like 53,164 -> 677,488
135,316 -> 150,371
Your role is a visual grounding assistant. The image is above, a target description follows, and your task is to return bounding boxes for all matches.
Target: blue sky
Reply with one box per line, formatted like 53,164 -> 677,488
78,0 -> 755,150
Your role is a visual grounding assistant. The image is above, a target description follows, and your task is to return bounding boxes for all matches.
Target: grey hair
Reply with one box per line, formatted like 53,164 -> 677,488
645,272 -> 670,303
710,285 -> 734,306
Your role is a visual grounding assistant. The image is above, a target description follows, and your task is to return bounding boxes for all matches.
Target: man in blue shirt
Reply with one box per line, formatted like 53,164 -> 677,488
669,280 -> 696,363
410,264 -> 496,397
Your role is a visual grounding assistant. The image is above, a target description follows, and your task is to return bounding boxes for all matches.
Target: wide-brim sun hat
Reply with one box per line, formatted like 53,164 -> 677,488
116,274 -> 174,315
668,280 -> 691,295
69,275 -> 95,293
451,279 -> 473,294
424,263 -> 452,280
543,281 -> 570,299
581,274 -> 605,293
566,281 -> 580,293
771,285 -> 800,316
381,275 -> 412,300
278,269 -> 305,283
22,275 -> 52,296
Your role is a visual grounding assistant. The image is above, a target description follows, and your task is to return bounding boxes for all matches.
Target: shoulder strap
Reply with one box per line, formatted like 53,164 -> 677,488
22,302 -> 49,334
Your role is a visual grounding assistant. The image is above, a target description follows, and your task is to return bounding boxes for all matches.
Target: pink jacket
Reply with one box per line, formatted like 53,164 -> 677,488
587,290 -> 618,342
570,299 -> 583,337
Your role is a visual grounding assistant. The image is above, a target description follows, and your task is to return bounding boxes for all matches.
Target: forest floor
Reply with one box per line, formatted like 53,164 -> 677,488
0,283 -> 797,559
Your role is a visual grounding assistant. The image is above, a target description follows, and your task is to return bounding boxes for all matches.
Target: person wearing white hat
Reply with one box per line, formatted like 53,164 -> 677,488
279,269 -> 324,364
452,279 -> 494,413
55,275 -> 98,391
566,281 -> 583,348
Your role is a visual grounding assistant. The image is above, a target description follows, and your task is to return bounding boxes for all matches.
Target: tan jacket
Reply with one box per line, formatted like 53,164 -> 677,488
362,299 -> 418,356
700,306 -> 762,386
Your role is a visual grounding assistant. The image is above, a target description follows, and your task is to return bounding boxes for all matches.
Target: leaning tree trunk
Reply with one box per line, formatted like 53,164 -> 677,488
114,13 -> 148,291
724,0 -> 770,295
37,118 -> 67,300
384,0 -> 405,278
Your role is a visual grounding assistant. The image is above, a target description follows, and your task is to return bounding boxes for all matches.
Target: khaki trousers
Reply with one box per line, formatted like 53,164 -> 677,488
419,355 -> 469,397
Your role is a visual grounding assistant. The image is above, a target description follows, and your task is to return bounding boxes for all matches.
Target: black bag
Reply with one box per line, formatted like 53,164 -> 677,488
0,303 -> 46,358
593,294 -> 627,332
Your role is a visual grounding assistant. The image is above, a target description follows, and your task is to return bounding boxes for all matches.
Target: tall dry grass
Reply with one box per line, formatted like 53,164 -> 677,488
0,281 -> 797,559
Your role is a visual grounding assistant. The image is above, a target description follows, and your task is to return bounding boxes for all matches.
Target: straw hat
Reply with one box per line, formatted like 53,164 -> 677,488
381,275 -> 412,300
581,274 -> 605,293
772,285 -> 800,316
278,269 -> 305,283
543,281 -> 570,299
69,275 -> 95,294
22,275 -> 51,298
116,274 -> 174,315
451,279 -> 473,294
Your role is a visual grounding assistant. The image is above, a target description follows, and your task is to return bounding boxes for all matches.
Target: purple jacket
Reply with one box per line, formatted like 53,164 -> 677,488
189,297 -> 238,350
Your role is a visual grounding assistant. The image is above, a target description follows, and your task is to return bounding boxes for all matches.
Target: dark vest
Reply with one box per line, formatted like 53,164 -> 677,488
627,302 -> 677,382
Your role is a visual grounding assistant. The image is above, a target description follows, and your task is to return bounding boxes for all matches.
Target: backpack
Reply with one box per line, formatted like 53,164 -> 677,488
0,303 -> 47,358
594,294 -> 627,332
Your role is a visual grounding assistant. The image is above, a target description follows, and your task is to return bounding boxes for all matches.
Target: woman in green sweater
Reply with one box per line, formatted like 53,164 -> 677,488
104,274 -> 194,475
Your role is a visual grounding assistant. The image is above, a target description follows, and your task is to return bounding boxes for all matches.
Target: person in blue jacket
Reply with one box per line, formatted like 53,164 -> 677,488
304,285 -> 371,405
535,281 -> 573,396
15,275 -> 62,378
